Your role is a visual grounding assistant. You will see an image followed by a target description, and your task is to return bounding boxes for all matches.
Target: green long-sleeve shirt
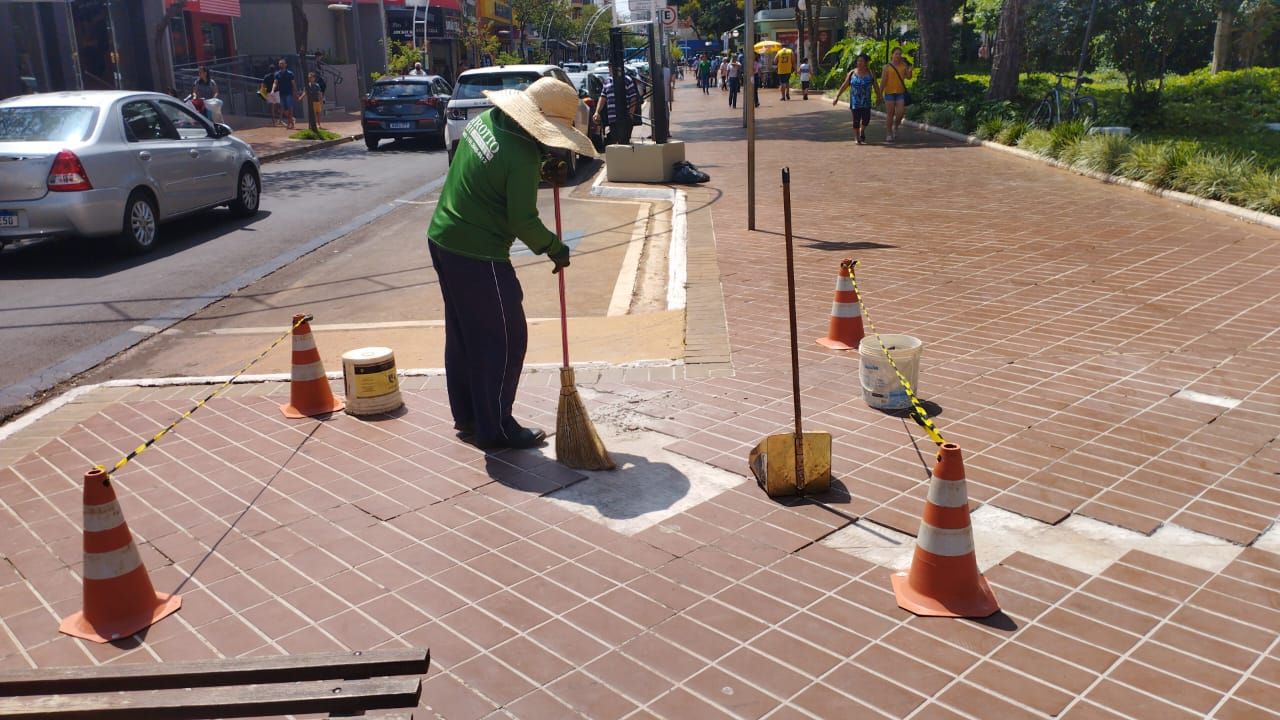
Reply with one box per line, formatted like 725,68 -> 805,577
427,108 -> 562,262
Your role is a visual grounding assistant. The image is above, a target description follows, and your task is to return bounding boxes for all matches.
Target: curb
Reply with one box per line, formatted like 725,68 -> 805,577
257,132 -> 363,164
879,111 -> 1280,233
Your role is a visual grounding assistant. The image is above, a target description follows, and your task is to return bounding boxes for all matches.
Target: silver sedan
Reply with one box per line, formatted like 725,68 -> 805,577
0,90 -> 261,254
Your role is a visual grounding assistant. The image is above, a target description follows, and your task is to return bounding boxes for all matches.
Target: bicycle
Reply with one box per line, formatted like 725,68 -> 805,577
1028,72 -> 1098,127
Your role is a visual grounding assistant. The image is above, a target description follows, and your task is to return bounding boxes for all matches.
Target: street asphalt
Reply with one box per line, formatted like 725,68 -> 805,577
0,138 -> 451,420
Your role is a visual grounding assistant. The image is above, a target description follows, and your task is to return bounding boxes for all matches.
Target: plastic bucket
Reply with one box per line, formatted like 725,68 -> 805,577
859,334 -> 922,410
342,346 -> 403,416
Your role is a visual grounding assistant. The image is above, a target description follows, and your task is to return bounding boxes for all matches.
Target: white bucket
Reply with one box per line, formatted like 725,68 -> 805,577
342,346 -> 403,416
859,334 -> 922,410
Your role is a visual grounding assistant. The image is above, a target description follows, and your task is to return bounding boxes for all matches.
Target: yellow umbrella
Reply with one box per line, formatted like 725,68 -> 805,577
753,40 -> 783,54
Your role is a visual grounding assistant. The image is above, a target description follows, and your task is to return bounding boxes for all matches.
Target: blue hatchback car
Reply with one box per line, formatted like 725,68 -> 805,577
362,75 -> 452,151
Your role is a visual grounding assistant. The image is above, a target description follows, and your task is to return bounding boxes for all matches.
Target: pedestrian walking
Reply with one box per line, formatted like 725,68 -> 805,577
719,56 -> 729,90
192,67 -> 218,121
775,46 -> 794,100
299,71 -> 325,129
727,56 -> 742,108
408,61 -> 427,76
261,59 -> 282,126
799,57 -> 811,100
271,59 -> 297,130
696,54 -> 711,94
426,78 -> 596,450
751,54 -> 761,107
594,69 -> 641,145
880,47 -> 913,142
832,53 -> 881,144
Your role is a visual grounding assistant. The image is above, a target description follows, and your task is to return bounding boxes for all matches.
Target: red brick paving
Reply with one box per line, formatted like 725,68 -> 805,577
1,78 -> 1279,719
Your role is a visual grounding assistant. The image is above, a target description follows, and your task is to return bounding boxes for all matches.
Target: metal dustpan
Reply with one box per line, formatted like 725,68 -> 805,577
749,167 -> 832,498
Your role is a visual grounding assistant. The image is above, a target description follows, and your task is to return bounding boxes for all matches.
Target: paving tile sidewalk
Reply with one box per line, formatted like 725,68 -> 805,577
0,78 -> 1278,720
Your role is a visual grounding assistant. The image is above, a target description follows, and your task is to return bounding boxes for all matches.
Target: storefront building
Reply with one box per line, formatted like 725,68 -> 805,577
2,0 -> 162,98
385,0 -> 463,80
166,0 -> 240,69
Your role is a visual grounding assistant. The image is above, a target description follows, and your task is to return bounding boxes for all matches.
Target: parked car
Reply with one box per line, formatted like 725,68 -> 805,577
444,65 -> 594,175
362,75 -> 453,150
0,90 -> 260,254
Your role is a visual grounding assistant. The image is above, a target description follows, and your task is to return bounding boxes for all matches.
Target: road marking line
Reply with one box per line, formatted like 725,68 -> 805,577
608,203 -> 650,316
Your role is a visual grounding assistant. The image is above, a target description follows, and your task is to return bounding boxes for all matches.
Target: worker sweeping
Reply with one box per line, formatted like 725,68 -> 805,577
426,77 -> 598,450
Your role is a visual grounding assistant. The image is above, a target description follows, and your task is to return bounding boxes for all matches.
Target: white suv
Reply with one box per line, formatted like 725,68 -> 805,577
444,64 -> 592,174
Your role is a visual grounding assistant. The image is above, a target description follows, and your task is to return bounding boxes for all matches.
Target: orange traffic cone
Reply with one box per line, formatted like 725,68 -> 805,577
281,313 -> 344,419
816,258 -> 864,350
891,443 -> 1000,618
60,468 -> 182,642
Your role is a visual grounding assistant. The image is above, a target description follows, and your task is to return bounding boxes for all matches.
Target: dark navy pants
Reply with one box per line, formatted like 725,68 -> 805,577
429,241 -> 527,446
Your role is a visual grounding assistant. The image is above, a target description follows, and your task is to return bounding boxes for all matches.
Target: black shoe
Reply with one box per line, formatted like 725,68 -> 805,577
454,421 -> 475,437
475,426 -> 547,451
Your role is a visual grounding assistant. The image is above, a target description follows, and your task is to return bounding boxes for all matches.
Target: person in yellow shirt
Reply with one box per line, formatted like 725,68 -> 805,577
775,46 -> 795,100
880,46 -> 914,142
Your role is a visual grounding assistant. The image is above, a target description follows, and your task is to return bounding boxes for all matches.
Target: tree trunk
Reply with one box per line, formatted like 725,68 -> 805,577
986,0 -> 1026,100
914,0 -> 954,81
806,0 -> 824,73
1211,2 -> 1240,73
289,0 -> 317,133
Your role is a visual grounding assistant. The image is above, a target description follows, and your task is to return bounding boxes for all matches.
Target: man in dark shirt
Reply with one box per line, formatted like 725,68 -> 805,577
593,69 -> 641,146
271,59 -> 297,129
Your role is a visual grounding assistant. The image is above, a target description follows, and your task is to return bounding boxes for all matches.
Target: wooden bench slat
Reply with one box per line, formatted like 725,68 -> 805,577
0,676 -> 421,719
0,649 -> 429,696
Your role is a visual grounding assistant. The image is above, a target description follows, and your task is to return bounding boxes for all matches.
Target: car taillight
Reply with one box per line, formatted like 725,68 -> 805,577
364,98 -> 378,109
447,107 -> 467,121
416,97 -> 442,108
47,150 -> 92,192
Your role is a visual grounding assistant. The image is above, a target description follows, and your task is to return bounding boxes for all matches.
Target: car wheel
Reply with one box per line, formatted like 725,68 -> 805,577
229,166 -> 260,218
365,135 -> 379,151
114,190 -> 158,255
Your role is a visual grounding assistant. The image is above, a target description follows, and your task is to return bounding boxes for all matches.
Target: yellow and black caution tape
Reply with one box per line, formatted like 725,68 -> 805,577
98,315 -> 310,476
845,261 -> 946,445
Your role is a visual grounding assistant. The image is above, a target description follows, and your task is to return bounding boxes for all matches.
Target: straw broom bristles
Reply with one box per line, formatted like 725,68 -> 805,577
555,367 -> 615,470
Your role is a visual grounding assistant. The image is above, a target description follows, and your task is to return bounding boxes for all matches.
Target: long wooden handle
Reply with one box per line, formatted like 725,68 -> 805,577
782,167 -> 806,490
554,184 -> 569,369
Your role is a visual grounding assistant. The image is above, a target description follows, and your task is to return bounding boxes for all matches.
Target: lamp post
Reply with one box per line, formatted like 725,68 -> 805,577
744,0 -> 754,230
328,3 -> 366,96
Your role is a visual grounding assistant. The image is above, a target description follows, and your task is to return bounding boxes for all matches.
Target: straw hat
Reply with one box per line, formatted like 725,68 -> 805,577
484,77 -> 598,158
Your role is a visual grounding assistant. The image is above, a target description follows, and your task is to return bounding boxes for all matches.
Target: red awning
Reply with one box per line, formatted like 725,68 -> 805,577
167,0 -> 241,17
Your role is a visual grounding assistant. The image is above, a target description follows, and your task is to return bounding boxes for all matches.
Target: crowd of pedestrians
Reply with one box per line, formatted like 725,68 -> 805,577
685,44 -> 915,146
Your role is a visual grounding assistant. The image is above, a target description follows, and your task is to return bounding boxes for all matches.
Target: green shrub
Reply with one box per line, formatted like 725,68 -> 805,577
976,117 -> 1006,141
1072,133 -> 1133,174
1048,120 -> 1090,159
289,128 -> 341,141
1228,170 -> 1280,214
1117,140 -> 1198,188
924,106 -> 964,132
1174,152 -> 1253,200
997,120 -> 1029,146
1019,128 -> 1054,156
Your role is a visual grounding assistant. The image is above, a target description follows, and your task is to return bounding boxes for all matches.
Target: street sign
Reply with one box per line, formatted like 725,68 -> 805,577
659,6 -> 677,27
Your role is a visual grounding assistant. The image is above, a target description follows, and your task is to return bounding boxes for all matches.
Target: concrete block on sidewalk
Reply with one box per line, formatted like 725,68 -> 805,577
605,141 -> 686,183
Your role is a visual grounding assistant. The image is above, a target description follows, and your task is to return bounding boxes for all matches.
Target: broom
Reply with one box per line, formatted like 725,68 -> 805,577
552,183 -> 616,470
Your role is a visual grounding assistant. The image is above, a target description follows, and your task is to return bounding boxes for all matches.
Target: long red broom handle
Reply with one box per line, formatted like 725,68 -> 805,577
554,183 -> 570,369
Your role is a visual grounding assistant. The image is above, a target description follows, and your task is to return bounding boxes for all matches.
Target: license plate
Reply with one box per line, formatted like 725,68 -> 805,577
388,122 -> 412,130
0,212 -> 17,228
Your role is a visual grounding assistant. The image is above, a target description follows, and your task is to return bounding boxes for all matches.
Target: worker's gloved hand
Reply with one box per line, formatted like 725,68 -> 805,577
550,246 -> 570,274
540,157 -> 569,186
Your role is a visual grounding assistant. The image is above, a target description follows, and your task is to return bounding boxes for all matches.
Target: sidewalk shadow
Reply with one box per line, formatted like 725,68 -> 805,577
751,229 -> 896,252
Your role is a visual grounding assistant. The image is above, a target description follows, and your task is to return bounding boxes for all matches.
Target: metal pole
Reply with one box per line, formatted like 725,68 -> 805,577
351,3 -> 365,96
781,166 -> 805,489
744,0 -> 755,230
